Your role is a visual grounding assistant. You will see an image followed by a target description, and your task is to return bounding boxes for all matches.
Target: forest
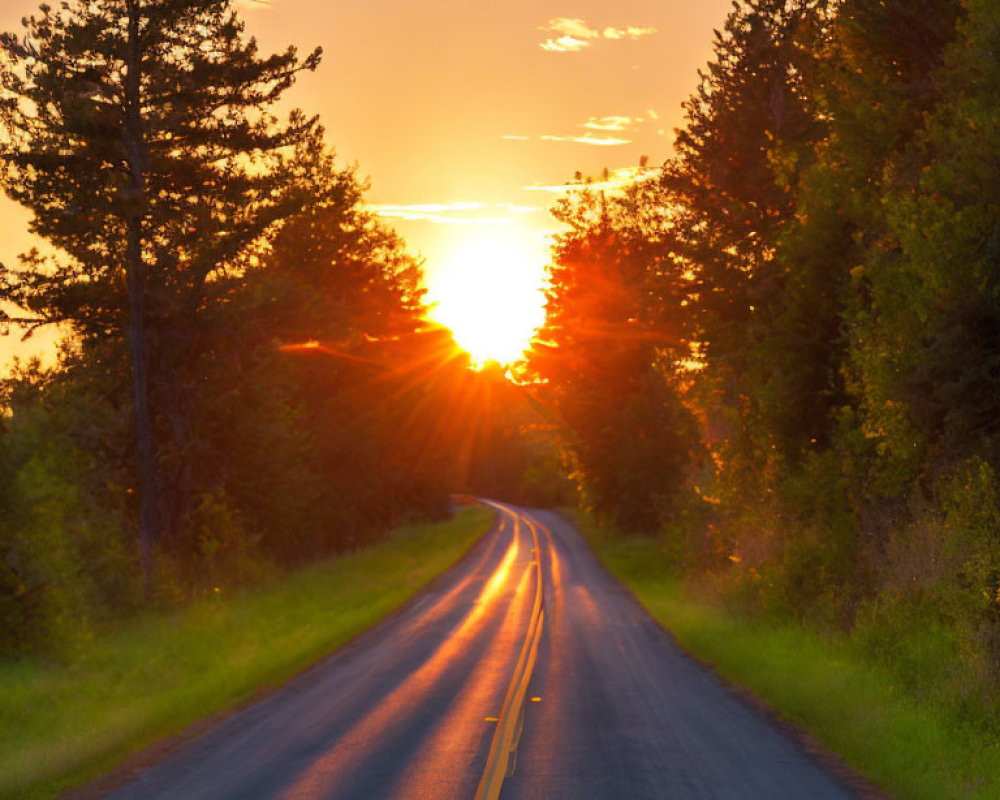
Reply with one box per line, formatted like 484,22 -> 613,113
0,0 -> 566,656
2,0 -> 999,734
528,0 -> 1000,719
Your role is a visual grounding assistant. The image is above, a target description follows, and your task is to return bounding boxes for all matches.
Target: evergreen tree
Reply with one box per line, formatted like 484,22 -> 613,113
822,0 -> 964,499
891,0 -> 1000,461
1,0 -> 321,586
662,0 -> 831,499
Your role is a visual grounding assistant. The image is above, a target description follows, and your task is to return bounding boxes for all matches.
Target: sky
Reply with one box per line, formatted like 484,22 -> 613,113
0,0 -> 733,367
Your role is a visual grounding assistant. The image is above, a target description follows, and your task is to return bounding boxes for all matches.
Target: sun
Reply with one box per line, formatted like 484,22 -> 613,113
425,232 -> 547,366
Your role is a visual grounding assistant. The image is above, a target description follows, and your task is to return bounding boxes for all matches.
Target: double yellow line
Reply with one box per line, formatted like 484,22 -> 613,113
474,509 -> 545,800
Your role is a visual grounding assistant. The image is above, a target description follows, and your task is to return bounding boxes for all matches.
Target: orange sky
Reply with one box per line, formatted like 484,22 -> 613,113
0,0 -> 732,368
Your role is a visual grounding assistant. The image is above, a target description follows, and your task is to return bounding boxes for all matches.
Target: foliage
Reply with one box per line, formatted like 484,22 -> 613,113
0,1 -> 520,656
528,179 -> 701,533
0,359 -> 137,656
0,0 -> 325,583
664,0 -> 835,469
536,0 -> 1000,743
0,0 -> 322,339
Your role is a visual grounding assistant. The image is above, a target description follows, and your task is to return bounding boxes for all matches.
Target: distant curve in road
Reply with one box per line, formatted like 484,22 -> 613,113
99,503 -> 862,800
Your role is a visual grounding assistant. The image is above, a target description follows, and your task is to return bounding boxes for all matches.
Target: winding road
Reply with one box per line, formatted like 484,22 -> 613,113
101,503 -> 862,800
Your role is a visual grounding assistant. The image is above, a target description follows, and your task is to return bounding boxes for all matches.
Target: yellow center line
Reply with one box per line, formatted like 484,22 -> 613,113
474,504 -> 545,800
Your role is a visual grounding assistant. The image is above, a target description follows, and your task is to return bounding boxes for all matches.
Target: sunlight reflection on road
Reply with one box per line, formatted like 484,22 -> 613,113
386,568 -> 536,800
276,513 -> 532,800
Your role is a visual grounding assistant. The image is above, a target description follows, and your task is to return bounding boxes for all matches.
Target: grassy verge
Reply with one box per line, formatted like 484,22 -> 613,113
1,505 -> 494,800
571,509 -> 1000,800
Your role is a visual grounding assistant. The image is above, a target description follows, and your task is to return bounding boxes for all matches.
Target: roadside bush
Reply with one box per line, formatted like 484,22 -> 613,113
706,451 -> 859,628
939,459 -> 1000,684
0,366 -> 137,657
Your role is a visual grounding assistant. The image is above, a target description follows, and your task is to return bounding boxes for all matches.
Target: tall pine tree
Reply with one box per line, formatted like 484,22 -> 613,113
1,0 -> 321,588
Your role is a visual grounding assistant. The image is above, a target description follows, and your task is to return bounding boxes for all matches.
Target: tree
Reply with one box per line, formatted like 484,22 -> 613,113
665,0 -> 828,350
199,151 -> 440,560
1,0 -> 321,587
814,0 -> 965,500
529,179 -> 698,533
662,0 -> 832,485
891,0 -> 1000,462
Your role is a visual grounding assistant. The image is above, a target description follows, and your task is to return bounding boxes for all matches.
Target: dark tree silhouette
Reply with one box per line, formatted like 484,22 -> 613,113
529,180 -> 698,533
1,0 -> 321,588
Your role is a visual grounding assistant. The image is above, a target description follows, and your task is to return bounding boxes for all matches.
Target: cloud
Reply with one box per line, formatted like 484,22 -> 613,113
546,17 -> 601,39
523,165 -> 656,194
540,36 -> 591,53
582,115 -> 638,132
503,113 -> 645,144
602,25 -> 657,40
538,18 -> 658,52
537,18 -> 599,52
540,134 -> 631,146
371,201 -> 543,225
502,133 -> 632,146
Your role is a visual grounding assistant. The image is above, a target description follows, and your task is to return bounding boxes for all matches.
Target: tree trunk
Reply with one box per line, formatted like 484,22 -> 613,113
124,0 -> 159,596
126,222 -> 159,594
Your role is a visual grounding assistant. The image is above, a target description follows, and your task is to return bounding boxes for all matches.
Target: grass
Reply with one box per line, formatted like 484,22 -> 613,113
0,505 -> 494,800
571,509 -> 1000,800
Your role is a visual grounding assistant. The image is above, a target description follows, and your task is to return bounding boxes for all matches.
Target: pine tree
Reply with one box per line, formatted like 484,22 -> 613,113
1,0 -> 321,588
656,0 -> 834,519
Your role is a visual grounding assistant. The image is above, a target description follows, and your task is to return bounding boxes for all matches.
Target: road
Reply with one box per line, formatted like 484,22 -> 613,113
100,503 -> 863,800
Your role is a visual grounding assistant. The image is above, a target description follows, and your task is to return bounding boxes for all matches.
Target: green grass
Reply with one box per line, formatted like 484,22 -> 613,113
0,505 -> 494,800
571,509 -> 1000,800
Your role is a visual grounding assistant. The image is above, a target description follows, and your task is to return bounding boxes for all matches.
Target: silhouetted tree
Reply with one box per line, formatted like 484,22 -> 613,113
529,180 -> 698,533
1,0 -> 321,587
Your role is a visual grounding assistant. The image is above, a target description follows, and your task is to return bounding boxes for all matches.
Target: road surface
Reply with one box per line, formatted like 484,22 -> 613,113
100,503 -> 863,800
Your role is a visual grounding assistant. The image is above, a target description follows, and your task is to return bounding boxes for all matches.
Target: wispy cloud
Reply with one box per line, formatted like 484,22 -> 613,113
540,134 -> 631,146
547,18 -> 601,39
502,132 -> 632,146
540,36 -> 590,53
538,17 -> 658,52
602,25 -> 658,40
503,113 -> 650,144
371,201 -> 543,225
523,166 -> 656,194
582,115 -> 638,132
538,18 -> 599,51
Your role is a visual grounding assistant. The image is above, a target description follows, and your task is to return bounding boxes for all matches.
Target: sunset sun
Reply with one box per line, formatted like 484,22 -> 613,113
425,233 -> 547,366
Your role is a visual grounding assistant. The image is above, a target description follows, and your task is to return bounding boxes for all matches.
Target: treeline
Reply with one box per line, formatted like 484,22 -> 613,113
530,0 -> 1000,703
0,1 -> 562,656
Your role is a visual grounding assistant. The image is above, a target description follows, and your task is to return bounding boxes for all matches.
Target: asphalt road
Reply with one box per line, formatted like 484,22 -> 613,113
100,503 -> 862,800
